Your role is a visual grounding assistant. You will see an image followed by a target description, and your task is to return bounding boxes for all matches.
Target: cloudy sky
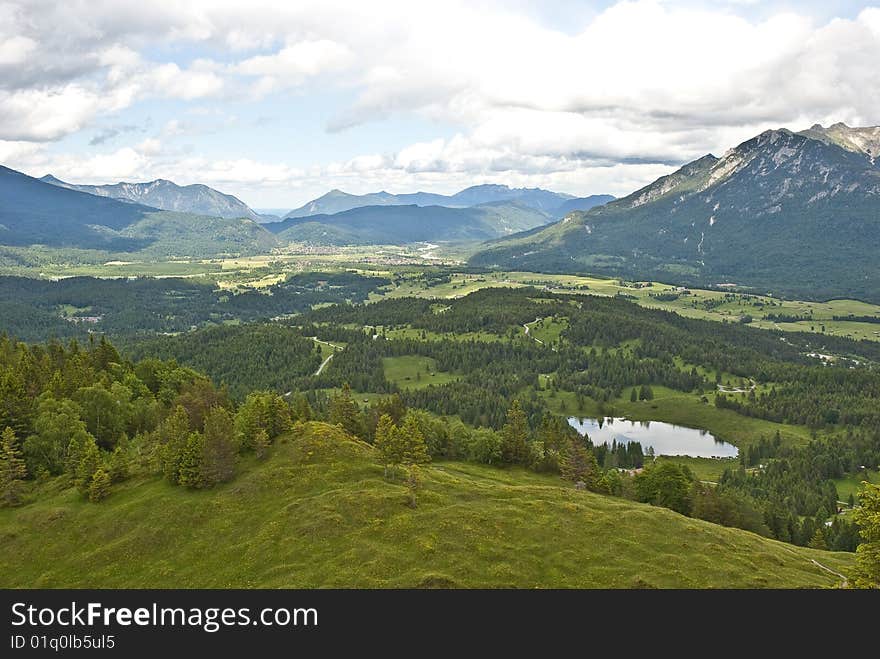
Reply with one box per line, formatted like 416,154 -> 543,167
1,0 -> 878,209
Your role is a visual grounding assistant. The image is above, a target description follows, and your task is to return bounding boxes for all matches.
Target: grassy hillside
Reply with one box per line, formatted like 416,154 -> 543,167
0,422 -> 852,588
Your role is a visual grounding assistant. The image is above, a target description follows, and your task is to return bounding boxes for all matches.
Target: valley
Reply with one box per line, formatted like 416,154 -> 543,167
1,124 -> 878,591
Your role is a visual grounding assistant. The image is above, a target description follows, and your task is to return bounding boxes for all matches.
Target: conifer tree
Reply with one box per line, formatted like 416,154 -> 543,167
501,399 -> 530,465
108,446 -> 129,483
291,393 -> 313,422
329,383 -> 363,438
253,428 -> 270,460
374,413 -> 395,474
560,439 -> 601,491
159,405 -> 191,484
177,433 -> 205,489
75,439 -> 102,496
201,406 -> 236,485
0,426 -> 27,507
374,414 -> 404,477
401,414 -> 430,466
405,464 -> 422,508
88,468 -> 111,503
808,528 -> 828,550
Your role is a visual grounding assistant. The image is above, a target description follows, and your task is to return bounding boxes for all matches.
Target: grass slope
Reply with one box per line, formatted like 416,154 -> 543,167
0,423 -> 852,588
382,355 -> 460,389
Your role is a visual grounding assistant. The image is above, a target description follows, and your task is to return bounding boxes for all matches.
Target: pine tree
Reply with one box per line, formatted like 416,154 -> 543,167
374,414 -> 403,477
177,432 -> 204,489
630,388 -> 638,402
159,405 -> 191,484
75,439 -> 102,496
291,393 -> 313,422
400,414 -> 430,466
808,528 -> 828,550
405,464 -> 422,508
560,439 -> 601,491
88,468 -> 111,503
108,446 -> 129,483
329,383 -> 363,438
0,426 -> 27,507
253,428 -> 270,460
501,399 -> 530,465
201,406 -> 236,485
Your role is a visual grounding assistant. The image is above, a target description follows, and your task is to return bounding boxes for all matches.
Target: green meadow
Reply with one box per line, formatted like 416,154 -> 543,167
0,423 -> 852,589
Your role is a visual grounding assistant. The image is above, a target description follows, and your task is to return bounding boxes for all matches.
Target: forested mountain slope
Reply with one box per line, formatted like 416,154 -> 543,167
0,166 -> 276,256
471,124 -> 880,302
41,175 -> 261,221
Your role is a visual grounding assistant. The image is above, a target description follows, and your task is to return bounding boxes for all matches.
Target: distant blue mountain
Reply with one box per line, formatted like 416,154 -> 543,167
282,184 -> 607,219
0,165 -> 276,256
267,201 -> 554,245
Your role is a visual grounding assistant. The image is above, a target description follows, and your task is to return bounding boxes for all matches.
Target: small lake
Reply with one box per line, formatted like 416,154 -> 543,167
567,417 -> 738,458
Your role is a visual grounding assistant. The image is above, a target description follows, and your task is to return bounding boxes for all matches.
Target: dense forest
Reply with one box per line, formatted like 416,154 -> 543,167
0,272 -> 389,341
126,324 -> 322,400
2,285 -> 878,564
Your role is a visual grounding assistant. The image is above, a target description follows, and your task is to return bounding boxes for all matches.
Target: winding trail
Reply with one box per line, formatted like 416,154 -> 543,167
779,544 -> 849,588
309,337 -> 344,376
716,378 -> 757,394
523,317 -> 544,345
315,353 -> 335,376
809,559 -> 849,586
524,317 -> 559,352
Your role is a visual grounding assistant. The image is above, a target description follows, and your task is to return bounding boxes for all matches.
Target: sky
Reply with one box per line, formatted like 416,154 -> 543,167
0,0 -> 878,210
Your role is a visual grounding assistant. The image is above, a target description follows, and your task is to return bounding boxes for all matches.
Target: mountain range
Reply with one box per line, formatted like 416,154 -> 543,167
265,200 -> 557,245
470,123 -> 880,302
0,166 -> 275,256
0,166 -> 602,254
40,175 -> 262,221
284,184 -> 612,219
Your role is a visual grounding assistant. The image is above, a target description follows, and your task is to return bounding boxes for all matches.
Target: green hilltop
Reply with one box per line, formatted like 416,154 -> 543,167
0,422 -> 852,589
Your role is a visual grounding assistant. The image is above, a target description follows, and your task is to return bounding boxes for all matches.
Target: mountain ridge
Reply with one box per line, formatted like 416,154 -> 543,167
0,165 -> 277,256
283,184 -> 601,219
469,123 -> 880,302
40,174 -> 261,221
267,200 -> 555,245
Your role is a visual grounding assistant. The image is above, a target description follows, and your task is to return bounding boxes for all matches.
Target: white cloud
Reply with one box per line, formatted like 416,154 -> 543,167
136,138 -> 163,156
0,85 -> 104,141
2,0 -> 880,204
148,63 -> 224,100
235,39 -> 351,79
0,35 -> 36,65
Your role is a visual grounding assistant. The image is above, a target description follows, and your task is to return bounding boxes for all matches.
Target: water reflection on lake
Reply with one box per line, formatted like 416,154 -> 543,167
567,417 -> 738,458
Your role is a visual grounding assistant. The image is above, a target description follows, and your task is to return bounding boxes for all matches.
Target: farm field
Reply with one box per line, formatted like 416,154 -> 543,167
382,356 -> 460,389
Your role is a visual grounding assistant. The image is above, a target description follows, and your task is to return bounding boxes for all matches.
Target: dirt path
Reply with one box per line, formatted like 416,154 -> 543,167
309,337 -> 343,376
523,318 -> 545,345
315,353 -> 335,376
716,378 -> 757,394
809,559 -> 849,586
780,544 -> 849,587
